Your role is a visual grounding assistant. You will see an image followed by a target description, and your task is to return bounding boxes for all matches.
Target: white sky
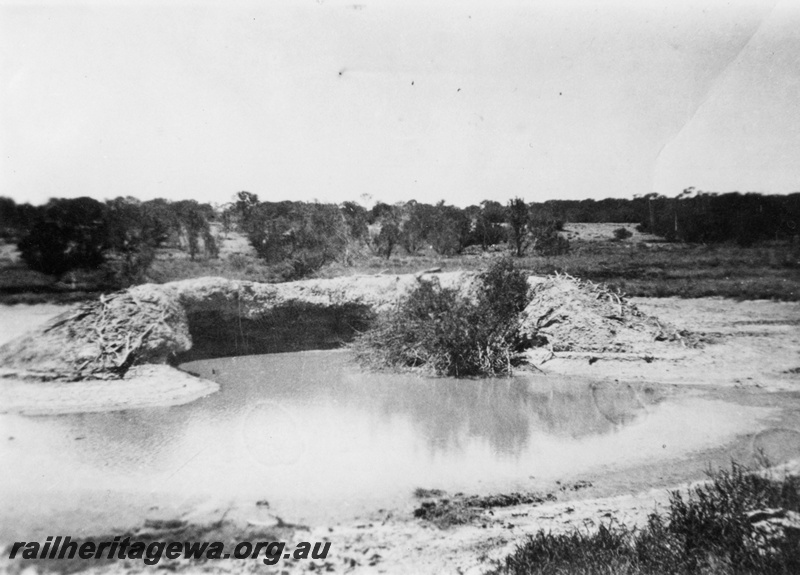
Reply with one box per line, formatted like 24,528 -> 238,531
1,0 -> 799,207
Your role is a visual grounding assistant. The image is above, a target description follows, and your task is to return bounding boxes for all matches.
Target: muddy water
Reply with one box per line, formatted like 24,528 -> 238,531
0,351 -> 785,539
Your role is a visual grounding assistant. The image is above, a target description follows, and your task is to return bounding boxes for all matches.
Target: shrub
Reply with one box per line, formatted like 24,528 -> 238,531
228,253 -> 249,271
529,215 -> 570,256
480,257 -> 531,323
492,463 -> 800,575
614,227 -> 634,241
102,247 -> 155,288
534,232 -> 570,256
352,258 -> 533,376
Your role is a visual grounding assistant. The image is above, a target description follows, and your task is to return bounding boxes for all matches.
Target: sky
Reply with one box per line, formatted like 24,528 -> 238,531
1,0 -> 799,208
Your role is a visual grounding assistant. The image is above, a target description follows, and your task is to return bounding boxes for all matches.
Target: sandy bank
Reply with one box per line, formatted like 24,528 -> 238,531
0,304 -> 218,415
0,365 -> 218,416
530,296 -> 800,392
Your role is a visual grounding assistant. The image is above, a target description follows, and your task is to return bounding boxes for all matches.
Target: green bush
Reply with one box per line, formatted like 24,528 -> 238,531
352,258 -> 533,376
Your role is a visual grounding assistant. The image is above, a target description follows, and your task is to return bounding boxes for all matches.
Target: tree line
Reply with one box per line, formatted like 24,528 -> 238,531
528,190 -> 800,245
635,189 -> 800,245
1,189 -> 798,283
230,192 -> 569,267
0,196 -> 218,285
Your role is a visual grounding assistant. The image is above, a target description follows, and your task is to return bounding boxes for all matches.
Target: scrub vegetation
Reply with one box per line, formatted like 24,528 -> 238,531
352,258 -> 534,377
492,463 -> 800,575
1,190 -> 799,303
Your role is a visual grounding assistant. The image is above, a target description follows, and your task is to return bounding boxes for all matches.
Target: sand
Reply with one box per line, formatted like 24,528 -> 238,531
0,304 -> 217,415
0,365 -> 218,416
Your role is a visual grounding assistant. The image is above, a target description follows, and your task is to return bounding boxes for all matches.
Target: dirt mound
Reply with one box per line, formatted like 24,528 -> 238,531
0,285 -> 190,380
521,273 -> 693,353
0,272 -> 691,380
0,274 -> 464,381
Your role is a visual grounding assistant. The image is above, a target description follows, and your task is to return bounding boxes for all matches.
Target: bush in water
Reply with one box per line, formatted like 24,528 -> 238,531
353,258 -> 533,377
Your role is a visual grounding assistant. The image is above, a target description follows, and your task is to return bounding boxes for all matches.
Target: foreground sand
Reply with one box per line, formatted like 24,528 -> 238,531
1,295 -> 799,574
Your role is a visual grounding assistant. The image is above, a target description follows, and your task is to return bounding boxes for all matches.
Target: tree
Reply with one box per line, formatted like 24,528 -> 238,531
470,200 -> 507,250
399,201 -> 434,254
105,196 -> 159,286
290,202 -> 348,271
428,201 -> 470,256
507,198 -> 529,257
368,202 -> 396,224
371,204 -> 402,259
18,197 -> 109,275
0,197 -> 20,239
374,222 -> 401,259
340,201 -> 369,242
172,200 -> 217,260
234,191 -> 260,229
141,198 -> 179,246
218,202 -> 235,238
245,200 -> 349,277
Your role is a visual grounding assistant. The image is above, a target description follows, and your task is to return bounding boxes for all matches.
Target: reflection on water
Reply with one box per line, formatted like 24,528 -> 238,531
0,351 -> 770,526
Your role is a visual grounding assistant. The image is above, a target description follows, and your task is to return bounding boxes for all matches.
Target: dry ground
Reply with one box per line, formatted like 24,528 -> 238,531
535,296 -> 800,390
560,222 -> 660,244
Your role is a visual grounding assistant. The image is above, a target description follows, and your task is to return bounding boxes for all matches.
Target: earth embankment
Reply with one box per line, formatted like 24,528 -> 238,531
0,272 -> 688,381
0,274 -> 468,379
